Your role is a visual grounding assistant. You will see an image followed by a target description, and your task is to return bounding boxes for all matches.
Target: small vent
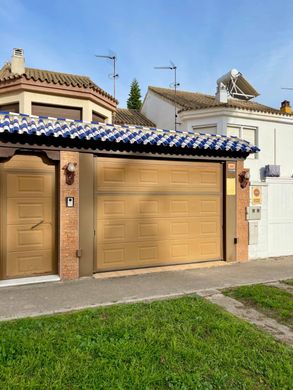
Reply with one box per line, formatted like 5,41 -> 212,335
13,48 -> 24,57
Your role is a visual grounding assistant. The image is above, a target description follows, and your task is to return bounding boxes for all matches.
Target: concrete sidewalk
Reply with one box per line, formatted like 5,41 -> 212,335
0,257 -> 292,321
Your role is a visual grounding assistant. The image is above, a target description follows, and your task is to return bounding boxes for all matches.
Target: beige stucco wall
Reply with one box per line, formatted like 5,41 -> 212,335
0,90 -> 112,123
0,91 -> 21,106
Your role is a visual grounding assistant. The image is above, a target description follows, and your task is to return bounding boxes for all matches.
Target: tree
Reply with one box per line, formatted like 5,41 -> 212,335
127,79 -> 142,109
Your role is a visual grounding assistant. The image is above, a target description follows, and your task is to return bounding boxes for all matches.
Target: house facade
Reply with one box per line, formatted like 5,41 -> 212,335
0,50 -> 257,285
0,49 -> 116,123
142,79 -> 293,260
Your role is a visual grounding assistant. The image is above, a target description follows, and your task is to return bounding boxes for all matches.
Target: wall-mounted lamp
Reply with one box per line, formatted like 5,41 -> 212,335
63,162 -> 77,185
238,170 -> 250,189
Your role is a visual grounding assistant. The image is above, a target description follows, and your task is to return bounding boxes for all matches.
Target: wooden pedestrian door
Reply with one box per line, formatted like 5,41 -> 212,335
95,157 -> 222,272
0,155 -> 56,280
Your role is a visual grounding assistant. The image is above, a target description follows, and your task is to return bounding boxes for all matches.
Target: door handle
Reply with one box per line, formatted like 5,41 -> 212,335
31,220 -> 44,230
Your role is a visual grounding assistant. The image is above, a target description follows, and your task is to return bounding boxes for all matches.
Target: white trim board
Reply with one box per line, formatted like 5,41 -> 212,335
0,275 -> 60,288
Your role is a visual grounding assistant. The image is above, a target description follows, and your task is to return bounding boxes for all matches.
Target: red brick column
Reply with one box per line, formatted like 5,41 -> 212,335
236,161 -> 249,262
59,151 -> 79,280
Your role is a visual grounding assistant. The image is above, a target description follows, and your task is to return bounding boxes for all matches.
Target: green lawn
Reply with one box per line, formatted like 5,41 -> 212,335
0,296 -> 292,389
224,284 -> 293,329
283,279 -> 293,286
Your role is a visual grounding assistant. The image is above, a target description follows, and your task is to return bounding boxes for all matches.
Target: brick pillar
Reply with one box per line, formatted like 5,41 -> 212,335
59,151 -> 79,280
236,161 -> 249,262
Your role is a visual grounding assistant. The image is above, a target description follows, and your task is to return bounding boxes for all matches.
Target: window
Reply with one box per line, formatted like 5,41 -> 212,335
227,125 -> 257,159
0,102 -> 19,113
227,126 -> 240,138
243,127 -> 256,145
32,103 -> 82,121
192,125 -> 217,134
92,111 -> 106,123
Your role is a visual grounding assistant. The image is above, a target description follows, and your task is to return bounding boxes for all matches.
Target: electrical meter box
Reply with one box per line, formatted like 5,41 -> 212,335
246,206 -> 261,220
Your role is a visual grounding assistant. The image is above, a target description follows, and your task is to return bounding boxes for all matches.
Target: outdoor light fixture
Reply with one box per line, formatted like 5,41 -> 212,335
63,162 -> 77,185
238,170 -> 250,189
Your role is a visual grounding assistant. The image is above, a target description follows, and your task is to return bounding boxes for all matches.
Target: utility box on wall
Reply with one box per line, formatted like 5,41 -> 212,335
246,206 -> 261,220
265,165 -> 280,177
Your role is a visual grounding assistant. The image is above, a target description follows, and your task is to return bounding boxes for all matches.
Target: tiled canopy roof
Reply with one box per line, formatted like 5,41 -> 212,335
0,63 -> 117,103
115,108 -> 156,127
0,113 -> 259,154
149,86 -> 288,116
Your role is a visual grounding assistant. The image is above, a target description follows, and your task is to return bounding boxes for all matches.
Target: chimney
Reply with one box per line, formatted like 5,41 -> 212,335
216,82 -> 228,103
11,48 -> 25,75
280,100 -> 292,114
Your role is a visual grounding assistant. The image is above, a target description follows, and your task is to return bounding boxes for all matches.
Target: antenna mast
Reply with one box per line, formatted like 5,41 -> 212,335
154,62 -> 180,130
95,53 -> 119,100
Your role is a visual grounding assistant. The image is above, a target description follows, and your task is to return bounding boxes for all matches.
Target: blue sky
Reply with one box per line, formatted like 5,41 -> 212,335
1,0 -> 293,108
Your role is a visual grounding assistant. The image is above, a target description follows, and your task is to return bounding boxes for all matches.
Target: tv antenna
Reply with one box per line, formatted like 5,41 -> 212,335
154,61 -> 180,130
95,51 -> 119,100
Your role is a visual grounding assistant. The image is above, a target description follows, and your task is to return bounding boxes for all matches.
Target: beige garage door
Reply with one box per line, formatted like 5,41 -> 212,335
0,155 -> 56,280
95,158 -> 222,272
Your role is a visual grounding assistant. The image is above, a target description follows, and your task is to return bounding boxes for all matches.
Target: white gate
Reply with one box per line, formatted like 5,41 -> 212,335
267,178 -> 293,257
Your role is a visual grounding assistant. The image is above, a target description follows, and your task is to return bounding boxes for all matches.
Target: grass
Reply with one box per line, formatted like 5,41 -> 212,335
224,284 -> 293,329
283,279 -> 293,286
0,296 -> 292,389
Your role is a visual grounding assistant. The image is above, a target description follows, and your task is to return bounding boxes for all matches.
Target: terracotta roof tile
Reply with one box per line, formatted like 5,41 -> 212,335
0,63 -> 117,103
114,108 -> 156,127
149,86 -> 290,116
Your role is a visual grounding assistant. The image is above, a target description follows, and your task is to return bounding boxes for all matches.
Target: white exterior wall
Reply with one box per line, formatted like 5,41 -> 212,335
141,91 -> 176,130
180,108 -> 293,181
248,182 -> 269,259
180,107 -> 293,259
267,178 -> 293,257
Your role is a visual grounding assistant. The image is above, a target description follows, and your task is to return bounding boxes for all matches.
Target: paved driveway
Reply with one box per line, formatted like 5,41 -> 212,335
0,257 -> 292,321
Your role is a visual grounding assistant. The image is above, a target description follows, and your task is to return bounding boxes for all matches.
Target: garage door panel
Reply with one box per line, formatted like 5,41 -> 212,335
98,217 -> 220,244
7,224 -> 52,252
95,158 -> 222,271
6,173 -> 53,198
97,237 -> 221,271
7,198 -> 53,224
97,195 -> 220,220
96,159 -> 221,193
6,250 -> 54,278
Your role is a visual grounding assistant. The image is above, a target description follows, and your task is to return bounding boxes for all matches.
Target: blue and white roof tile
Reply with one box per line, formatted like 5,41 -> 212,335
0,112 -> 260,154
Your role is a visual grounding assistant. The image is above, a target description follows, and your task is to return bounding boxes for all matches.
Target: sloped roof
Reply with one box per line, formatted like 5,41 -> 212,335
115,108 -> 155,127
0,112 -> 259,155
149,86 -> 288,116
0,63 -> 117,103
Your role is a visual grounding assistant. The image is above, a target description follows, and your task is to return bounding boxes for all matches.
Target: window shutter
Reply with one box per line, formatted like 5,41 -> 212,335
243,128 -> 256,145
227,126 -> 241,138
192,125 -> 217,134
